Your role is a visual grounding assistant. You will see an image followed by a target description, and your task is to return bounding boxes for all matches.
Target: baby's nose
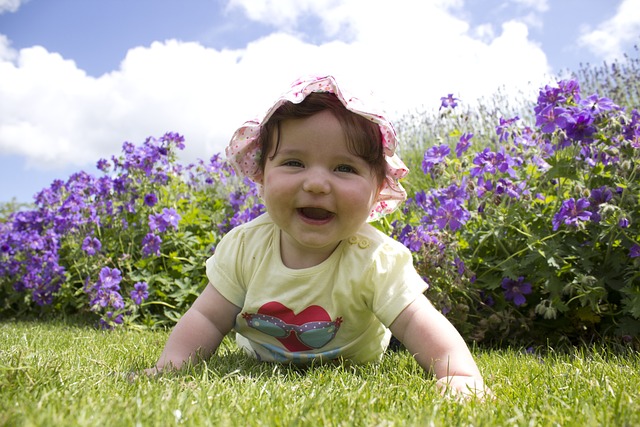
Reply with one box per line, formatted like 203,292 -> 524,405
302,169 -> 331,194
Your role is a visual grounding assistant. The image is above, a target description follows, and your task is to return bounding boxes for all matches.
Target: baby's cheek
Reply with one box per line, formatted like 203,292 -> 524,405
342,188 -> 377,215
263,173 -> 284,192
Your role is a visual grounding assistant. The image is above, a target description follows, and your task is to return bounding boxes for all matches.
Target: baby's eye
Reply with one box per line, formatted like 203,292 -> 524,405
335,164 -> 357,174
283,160 -> 304,168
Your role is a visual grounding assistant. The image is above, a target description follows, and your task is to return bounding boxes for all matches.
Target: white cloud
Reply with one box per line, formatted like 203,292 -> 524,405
578,0 -> 640,61
227,0 -> 335,29
0,34 -> 16,61
0,38 -> 254,168
510,0 -> 549,13
0,0 -> 553,171
0,0 -> 26,14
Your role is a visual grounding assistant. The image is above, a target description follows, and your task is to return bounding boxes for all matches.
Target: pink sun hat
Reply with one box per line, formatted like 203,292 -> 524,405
225,75 -> 409,222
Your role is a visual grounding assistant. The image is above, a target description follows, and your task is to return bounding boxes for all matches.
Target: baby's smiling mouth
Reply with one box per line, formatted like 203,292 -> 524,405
298,207 -> 335,221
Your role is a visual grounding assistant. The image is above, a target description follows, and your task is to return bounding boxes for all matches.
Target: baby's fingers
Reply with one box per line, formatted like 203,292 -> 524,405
436,376 -> 494,401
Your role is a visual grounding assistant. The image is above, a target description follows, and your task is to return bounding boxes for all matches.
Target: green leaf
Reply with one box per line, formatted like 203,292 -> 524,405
545,158 -> 579,180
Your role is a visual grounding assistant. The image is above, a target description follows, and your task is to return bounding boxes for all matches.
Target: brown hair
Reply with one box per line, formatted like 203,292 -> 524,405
258,92 -> 387,186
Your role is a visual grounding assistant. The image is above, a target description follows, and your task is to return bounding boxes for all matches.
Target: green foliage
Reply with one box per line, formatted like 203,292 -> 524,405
0,199 -> 31,222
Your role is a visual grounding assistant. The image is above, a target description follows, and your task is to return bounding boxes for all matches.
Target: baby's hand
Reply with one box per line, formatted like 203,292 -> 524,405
142,367 -> 161,376
126,367 -> 161,382
436,376 -> 493,401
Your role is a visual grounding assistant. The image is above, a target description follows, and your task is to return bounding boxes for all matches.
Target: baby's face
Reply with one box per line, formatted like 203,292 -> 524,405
262,110 -> 379,268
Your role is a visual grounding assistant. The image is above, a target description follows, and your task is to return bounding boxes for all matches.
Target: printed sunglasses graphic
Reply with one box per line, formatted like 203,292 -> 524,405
243,312 -> 343,350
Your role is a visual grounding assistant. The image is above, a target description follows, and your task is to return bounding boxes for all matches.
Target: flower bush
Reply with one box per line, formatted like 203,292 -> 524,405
1,55 -> 639,347
0,133 -> 264,328
391,75 -> 640,345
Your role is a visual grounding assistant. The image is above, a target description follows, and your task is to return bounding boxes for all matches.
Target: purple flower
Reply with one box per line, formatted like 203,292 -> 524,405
495,148 -> 518,177
514,126 -> 535,147
501,276 -> 532,306
454,257 -> 465,275
552,198 -> 592,230
580,94 -> 617,115
433,200 -> 470,232
95,290 -> 109,307
495,178 -> 523,199
228,190 -> 247,211
149,208 -> 181,232
122,141 -> 135,154
99,267 -> 122,290
470,147 -> 517,178
630,244 -> 640,258
144,193 -> 158,207
96,158 -> 111,172
590,186 -> 613,206
94,288 -> 124,309
557,79 -> 581,102
89,268 -> 124,312
99,311 -> 124,329
565,109 -> 596,142
480,291 -> 494,307
627,127 -> 640,149
162,132 -> 185,150
622,109 -> 640,147
394,224 -> 422,252
141,233 -> 162,257
148,215 -> 160,232
130,282 -> 149,305
475,177 -> 493,198
82,236 -> 102,256
152,172 -> 169,185
413,190 -> 429,211
439,94 -> 459,110
455,133 -> 473,157
393,224 -> 444,253
409,227 -> 431,252
471,148 -> 496,177
422,144 -> 450,174
229,205 -> 265,230
496,116 -> 519,143
435,182 -> 468,204
536,105 -> 574,133
95,176 -> 114,199
160,207 -> 180,228
536,84 -> 566,109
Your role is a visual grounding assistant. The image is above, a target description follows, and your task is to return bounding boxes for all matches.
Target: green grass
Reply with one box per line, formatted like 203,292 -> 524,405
1,319 -> 639,426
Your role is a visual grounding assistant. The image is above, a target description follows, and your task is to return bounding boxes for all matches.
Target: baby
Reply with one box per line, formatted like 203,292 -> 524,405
146,76 -> 490,398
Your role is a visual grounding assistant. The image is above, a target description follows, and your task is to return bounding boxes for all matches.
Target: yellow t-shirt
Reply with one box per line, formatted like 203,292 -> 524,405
205,213 -> 428,364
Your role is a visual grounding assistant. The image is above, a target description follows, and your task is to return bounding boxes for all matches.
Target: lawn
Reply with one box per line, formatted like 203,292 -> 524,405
1,319 -> 638,426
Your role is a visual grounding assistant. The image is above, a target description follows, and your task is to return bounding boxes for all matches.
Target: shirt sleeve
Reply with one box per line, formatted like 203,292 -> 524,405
368,240 -> 428,327
205,226 -> 248,308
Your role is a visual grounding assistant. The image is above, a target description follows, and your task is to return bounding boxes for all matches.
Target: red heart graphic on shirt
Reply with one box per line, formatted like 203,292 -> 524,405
257,302 -> 332,352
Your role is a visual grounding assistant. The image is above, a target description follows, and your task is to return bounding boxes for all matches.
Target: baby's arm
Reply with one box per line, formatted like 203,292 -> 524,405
389,294 -> 490,399
148,283 -> 240,373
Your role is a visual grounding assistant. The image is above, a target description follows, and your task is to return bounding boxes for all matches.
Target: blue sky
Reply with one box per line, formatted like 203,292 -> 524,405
1,0 -> 639,203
